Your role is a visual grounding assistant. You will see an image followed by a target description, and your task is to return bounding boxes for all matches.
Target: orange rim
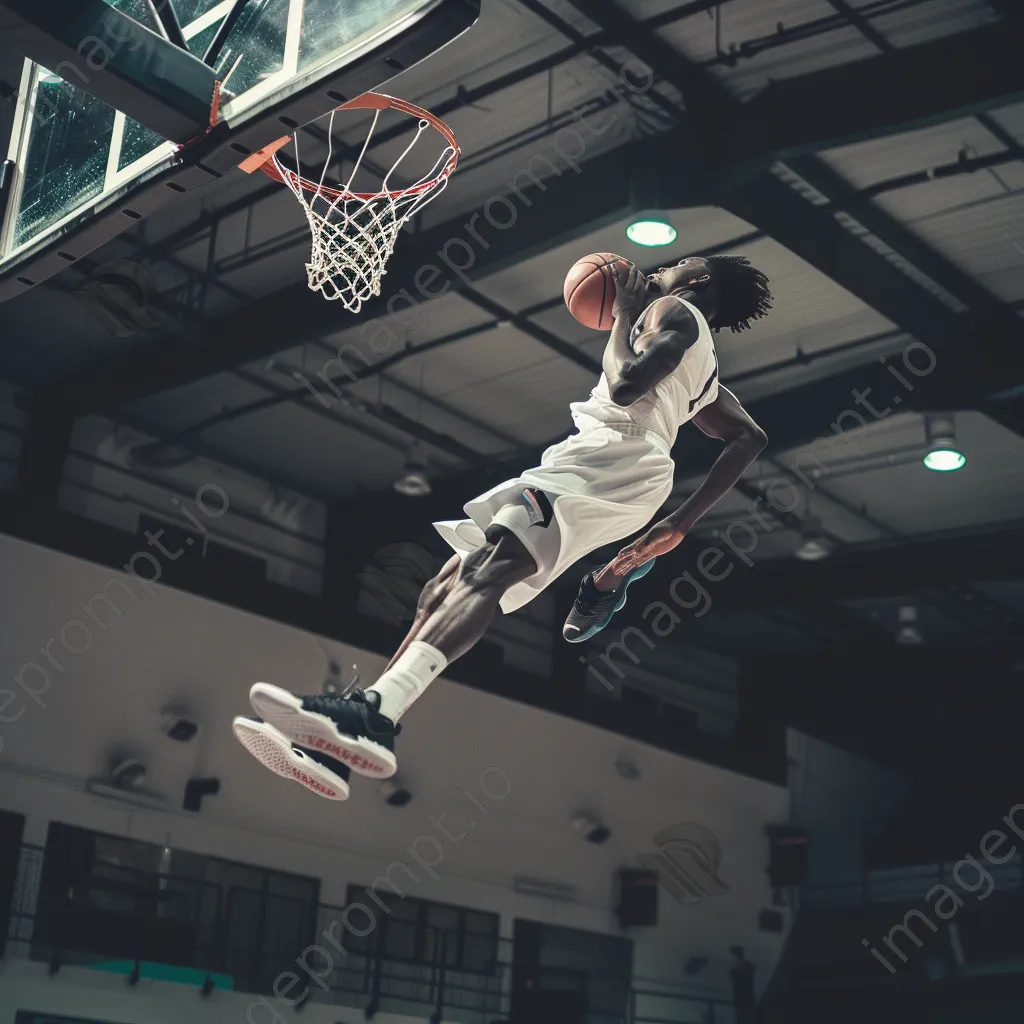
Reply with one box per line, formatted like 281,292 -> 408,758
239,92 -> 460,201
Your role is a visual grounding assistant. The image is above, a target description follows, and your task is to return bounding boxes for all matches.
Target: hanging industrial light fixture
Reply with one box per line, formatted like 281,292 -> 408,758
895,605 -> 924,646
794,511 -> 833,562
393,449 -> 431,496
923,413 -> 966,472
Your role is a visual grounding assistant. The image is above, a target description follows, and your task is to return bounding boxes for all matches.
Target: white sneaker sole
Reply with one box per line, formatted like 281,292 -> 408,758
232,717 -> 349,800
248,682 -> 398,779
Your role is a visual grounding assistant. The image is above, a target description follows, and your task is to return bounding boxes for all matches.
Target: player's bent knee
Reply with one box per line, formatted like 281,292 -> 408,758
487,526 -> 538,584
458,528 -> 535,593
455,544 -> 493,590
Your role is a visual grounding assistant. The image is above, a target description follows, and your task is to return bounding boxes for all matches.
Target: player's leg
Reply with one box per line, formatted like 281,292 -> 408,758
234,556 -> 460,797
245,527 -> 535,782
405,524 -> 535,663
382,553 -> 460,672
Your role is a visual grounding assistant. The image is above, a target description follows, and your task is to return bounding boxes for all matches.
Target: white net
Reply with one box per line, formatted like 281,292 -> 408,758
271,103 -> 458,312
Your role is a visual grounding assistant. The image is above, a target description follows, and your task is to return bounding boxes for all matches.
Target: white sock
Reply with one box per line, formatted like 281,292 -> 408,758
369,641 -> 447,722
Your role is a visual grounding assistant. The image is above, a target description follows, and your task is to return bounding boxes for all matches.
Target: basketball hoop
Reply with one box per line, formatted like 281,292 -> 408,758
239,93 -> 458,312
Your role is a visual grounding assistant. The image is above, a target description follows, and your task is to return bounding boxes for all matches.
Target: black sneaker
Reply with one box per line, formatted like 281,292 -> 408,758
562,558 -> 658,643
248,684 -> 400,778
232,717 -> 351,800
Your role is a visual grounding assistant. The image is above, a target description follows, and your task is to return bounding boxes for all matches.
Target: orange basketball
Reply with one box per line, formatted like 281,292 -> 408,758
563,252 -> 631,330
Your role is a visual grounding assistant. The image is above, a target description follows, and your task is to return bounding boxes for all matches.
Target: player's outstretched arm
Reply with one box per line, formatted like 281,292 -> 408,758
596,386 -> 767,582
601,263 -> 698,406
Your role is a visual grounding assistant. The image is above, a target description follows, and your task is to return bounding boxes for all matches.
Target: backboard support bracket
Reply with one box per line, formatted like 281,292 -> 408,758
203,0 -> 254,68
0,0 -> 219,142
146,0 -> 189,52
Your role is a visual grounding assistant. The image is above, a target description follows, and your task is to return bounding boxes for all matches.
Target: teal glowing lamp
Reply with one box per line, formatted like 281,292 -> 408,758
626,219 -> 677,247
923,414 -> 966,472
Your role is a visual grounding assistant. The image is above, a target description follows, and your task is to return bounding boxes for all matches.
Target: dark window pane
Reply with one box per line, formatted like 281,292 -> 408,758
425,904 -> 460,965
463,929 -> 496,972
187,22 -> 220,57
383,916 -> 418,960
118,119 -> 167,172
15,74 -> 115,247
173,0 -> 225,25
211,0 -> 289,96
344,885 -> 497,974
32,823 -> 317,995
103,0 -> 159,28
299,0 -> 430,74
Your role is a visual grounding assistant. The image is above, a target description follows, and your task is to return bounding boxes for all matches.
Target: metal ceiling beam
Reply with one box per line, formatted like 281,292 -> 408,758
531,0 -> 723,123
822,0 -> 889,51
815,0 -> 1024,444
710,523 -> 1024,610
780,154 -> 1024,439
983,391 -> 1024,438
730,20 -> 1024,164
460,287 -> 601,374
788,154 -> 1018,322
514,0 -> 688,126
231,369 -> 483,463
716,171 -> 1022,418
729,478 -> 894,648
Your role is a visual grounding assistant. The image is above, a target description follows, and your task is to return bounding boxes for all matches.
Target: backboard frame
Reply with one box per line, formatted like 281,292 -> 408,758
0,0 -> 479,303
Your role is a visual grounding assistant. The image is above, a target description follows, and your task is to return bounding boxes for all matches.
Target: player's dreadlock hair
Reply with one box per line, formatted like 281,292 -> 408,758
704,255 -> 772,334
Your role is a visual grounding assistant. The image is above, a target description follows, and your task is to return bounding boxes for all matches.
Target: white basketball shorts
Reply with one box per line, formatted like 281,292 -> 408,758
432,424 -> 674,614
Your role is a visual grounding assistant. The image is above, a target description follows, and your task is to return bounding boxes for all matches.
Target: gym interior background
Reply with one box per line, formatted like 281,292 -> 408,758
1,1 -> 1024,1023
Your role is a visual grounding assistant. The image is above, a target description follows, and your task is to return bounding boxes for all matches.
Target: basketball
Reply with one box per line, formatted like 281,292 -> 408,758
563,252 -> 631,330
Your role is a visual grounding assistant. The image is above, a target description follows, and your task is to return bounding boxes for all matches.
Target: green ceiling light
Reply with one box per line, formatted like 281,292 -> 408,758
923,413 -> 966,473
626,219 -> 677,247
794,512 -> 833,562
923,448 -> 966,472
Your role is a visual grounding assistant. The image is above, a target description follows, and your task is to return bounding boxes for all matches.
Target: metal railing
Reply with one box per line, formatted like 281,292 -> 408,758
6,843 -> 743,1023
803,856 -> 1023,910
631,988 -> 738,1024
309,914 -> 513,1024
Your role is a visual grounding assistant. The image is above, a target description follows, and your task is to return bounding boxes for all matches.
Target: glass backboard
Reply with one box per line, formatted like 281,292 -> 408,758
0,0 -> 477,297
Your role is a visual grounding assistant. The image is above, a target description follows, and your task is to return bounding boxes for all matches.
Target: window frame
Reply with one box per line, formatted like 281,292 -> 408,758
344,884 -> 499,975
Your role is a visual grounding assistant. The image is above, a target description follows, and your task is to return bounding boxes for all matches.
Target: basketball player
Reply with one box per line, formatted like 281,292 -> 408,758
234,255 -> 772,798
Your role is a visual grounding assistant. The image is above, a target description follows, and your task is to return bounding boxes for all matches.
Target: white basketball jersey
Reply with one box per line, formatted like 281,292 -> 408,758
569,296 -> 719,447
